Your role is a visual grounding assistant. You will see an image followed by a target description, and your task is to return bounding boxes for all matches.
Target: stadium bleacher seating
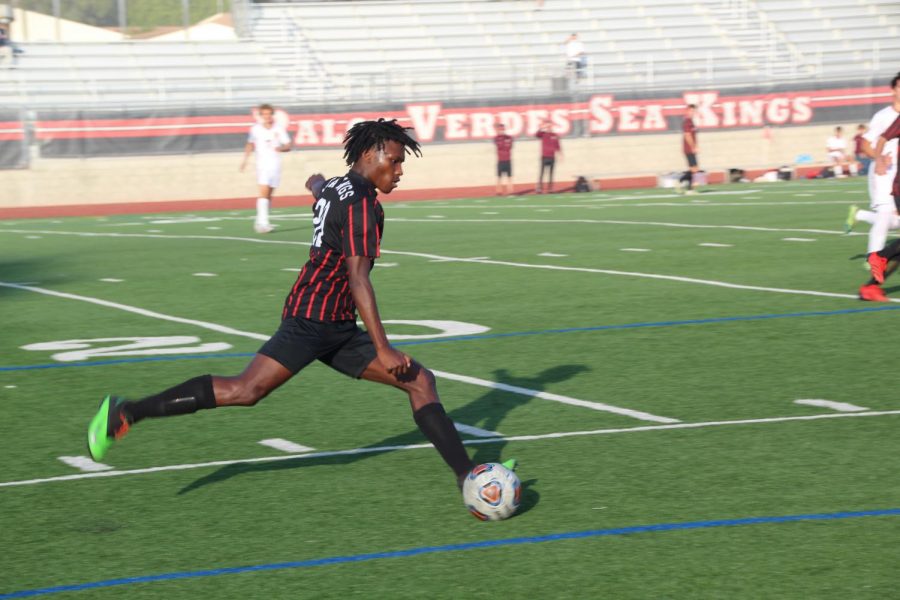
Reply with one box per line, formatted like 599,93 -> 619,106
0,39 -> 289,107
0,0 -> 897,109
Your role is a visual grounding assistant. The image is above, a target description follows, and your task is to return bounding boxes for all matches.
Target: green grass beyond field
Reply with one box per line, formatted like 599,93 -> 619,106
2,179 -> 899,599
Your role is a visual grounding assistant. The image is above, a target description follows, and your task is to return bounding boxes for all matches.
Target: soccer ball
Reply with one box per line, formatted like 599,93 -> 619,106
462,463 -> 521,521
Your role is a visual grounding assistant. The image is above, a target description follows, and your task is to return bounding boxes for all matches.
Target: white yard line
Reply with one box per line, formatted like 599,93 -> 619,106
384,257 -> 882,304
578,189 -> 763,202
0,230 -> 884,303
385,219 -> 849,236
57,456 -> 113,472
4,410 -> 898,489
794,399 -> 869,412
453,422 -> 502,437
258,439 -> 315,453
0,282 -> 270,341
433,370 -> 678,423
0,282 -> 664,422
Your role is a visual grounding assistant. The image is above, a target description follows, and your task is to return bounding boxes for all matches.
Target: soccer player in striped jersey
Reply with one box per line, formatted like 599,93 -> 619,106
88,119 -> 494,492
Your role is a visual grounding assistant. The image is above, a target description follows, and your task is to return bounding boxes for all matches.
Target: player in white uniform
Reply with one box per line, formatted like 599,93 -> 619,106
845,73 -> 900,260
239,104 -> 291,234
826,126 -> 857,178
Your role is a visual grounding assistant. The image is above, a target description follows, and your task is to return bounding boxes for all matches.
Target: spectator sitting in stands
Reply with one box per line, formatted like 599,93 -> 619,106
854,123 -> 872,175
564,33 -> 586,81
826,126 -> 857,178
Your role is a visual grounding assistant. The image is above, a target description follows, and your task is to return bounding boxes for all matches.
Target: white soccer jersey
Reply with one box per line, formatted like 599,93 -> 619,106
826,136 -> 846,153
248,123 -> 291,173
864,105 -> 900,208
863,105 -> 900,160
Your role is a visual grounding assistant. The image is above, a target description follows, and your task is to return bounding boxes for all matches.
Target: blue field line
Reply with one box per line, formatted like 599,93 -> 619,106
1,508 -> 898,598
2,305 -> 899,373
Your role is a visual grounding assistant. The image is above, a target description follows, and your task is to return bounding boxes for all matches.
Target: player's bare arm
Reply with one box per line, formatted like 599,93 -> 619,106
239,141 -> 254,171
346,255 -> 411,376
861,138 -> 879,160
685,132 -> 697,153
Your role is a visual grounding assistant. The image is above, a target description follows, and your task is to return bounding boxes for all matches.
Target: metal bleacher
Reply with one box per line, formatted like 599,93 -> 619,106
0,0 -> 897,109
248,0 -> 900,104
0,39 -> 289,108
756,0 -> 900,74
251,0 -> 764,103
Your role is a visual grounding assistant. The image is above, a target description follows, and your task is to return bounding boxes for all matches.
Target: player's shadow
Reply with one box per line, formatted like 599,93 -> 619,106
178,364 -> 590,498
0,258 -> 64,297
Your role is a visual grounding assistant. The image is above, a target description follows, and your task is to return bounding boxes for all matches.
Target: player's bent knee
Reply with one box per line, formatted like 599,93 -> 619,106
218,378 -> 271,406
409,366 -> 437,395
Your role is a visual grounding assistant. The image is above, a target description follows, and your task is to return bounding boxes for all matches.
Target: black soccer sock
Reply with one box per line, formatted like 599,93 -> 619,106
878,238 -> 900,261
124,375 -> 216,424
681,170 -> 693,190
413,402 -> 475,479
886,259 -> 900,280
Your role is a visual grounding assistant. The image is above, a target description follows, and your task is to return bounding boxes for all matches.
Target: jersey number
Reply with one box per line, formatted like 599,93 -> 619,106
311,197 -> 331,247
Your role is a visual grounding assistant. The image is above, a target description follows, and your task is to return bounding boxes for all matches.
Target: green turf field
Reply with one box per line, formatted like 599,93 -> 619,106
2,179 -> 899,598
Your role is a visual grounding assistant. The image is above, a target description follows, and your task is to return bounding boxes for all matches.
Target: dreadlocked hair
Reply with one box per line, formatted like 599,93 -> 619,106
342,118 -> 422,166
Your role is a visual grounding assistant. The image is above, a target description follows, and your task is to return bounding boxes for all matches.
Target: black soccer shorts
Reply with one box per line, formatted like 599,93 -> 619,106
685,153 -> 698,167
258,317 -> 377,378
497,160 -> 512,177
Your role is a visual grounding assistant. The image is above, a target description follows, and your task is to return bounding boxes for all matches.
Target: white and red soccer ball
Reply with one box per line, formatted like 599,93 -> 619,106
462,463 -> 521,521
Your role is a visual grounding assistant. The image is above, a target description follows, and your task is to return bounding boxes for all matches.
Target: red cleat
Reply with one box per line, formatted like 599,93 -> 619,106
868,253 -> 888,284
859,284 -> 889,302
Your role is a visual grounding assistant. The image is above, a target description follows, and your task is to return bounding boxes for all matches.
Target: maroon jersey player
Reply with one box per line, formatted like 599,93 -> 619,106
494,123 -> 514,195
678,104 -> 699,194
536,120 -> 562,194
86,119 -> 482,494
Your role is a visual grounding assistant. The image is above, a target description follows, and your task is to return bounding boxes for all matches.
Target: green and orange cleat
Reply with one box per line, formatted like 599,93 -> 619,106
87,395 -> 130,461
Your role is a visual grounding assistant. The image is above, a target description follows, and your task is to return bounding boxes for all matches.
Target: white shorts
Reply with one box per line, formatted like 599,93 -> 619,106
869,167 -> 897,209
828,151 -> 846,163
257,168 -> 281,188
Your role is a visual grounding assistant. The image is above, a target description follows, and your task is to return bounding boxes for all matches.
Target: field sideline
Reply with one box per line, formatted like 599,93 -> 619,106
2,179 -> 899,598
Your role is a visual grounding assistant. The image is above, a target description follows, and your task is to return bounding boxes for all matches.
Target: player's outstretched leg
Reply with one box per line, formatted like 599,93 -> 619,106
845,204 -> 861,233
87,355 -> 292,461
360,359 -> 475,487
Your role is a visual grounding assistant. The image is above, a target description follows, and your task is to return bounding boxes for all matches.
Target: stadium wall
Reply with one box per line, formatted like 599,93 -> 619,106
0,80 -> 889,211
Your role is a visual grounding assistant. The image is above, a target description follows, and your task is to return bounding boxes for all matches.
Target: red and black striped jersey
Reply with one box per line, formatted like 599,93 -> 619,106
282,170 -> 384,322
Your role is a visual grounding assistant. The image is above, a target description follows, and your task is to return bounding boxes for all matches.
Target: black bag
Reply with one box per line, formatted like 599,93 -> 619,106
728,168 -> 745,183
574,176 -> 591,192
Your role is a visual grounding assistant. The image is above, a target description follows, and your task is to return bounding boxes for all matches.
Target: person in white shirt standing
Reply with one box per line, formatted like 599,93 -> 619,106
240,104 -> 292,234
846,73 -> 900,301
564,33 -> 586,81
826,126 -> 857,178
